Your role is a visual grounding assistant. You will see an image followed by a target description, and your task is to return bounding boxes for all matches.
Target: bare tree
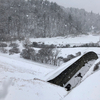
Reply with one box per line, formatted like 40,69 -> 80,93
52,48 -> 61,66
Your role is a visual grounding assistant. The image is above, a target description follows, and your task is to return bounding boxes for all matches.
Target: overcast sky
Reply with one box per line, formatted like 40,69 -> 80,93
48,0 -> 100,14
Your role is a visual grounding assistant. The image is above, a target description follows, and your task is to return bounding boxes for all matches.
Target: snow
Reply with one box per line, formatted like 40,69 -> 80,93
3,79 -> 67,100
0,53 -> 56,80
0,49 -> 100,100
63,70 -> 100,100
59,47 -> 100,57
0,53 -> 67,100
1,35 -> 100,100
0,51 -> 99,100
30,35 -> 100,46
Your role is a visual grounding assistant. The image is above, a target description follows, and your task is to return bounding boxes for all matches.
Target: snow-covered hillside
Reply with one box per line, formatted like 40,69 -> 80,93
0,53 -> 67,100
1,35 -> 100,100
62,57 -> 100,100
0,51 -> 100,100
63,70 -> 100,100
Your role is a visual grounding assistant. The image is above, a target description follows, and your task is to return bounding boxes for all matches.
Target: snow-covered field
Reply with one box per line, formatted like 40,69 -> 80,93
30,34 -> 100,46
1,35 -> 100,100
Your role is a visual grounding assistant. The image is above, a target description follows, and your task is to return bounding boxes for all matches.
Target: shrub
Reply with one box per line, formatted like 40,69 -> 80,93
73,43 -> 99,47
40,42 -> 45,48
58,56 -> 64,59
0,42 -> 7,53
63,58 -> 70,62
76,52 -> 81,56
31,42 -> 56,48
49,44 -> 56,48
21,47 -> 60,66
63,54 -> 75,62
23,38 -> 31,48
32,42 -> 38,47
20,48 -> 36,59
31,41 -> 71,48
37,48 -> 60,65
20,49 -> 30,59
57,57 -> 64,66
65,44 -> 70,48
93,62 -> 100,71
0,42 -> 7,47
9,47 -> 20,55
67,54 -> 75,60
0,47 -> 7,53
9,43 -> 19,48
38,48 -> 53,63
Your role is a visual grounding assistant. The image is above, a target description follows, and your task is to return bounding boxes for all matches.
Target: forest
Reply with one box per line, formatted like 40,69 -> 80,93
0,0 -> 100,41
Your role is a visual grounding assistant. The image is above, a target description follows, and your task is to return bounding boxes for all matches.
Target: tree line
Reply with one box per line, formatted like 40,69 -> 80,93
0,0 -> 100,41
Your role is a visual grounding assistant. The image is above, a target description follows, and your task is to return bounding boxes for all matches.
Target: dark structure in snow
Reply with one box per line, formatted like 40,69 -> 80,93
48,51 -> 98,90
75,73 -> 82,78
66,84 -> 71,91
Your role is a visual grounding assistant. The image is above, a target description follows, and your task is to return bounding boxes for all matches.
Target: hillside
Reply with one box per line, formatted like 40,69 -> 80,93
1,0 -> 100,41
0,34 -> 100,99
0,48 -> 100,100
1,0 -> 100,98
0,53 -> 67,100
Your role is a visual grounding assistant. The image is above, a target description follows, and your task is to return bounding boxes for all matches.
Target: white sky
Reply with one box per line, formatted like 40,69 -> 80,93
48,0 -> 100,14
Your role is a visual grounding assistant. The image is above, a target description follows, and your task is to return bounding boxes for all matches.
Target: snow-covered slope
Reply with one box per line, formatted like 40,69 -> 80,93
1,34 -> 100,100
63,70 -> 100,100
62,57 -> 100,100
0,53 -> 67,100
2,79 -> 67,100
1,53 -> 100,100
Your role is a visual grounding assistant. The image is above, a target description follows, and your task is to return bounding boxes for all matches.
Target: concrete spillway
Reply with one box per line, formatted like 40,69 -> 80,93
47,51 -> 98,90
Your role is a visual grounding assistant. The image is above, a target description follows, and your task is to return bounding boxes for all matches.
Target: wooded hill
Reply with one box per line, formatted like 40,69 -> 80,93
0,0 -> 100,40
